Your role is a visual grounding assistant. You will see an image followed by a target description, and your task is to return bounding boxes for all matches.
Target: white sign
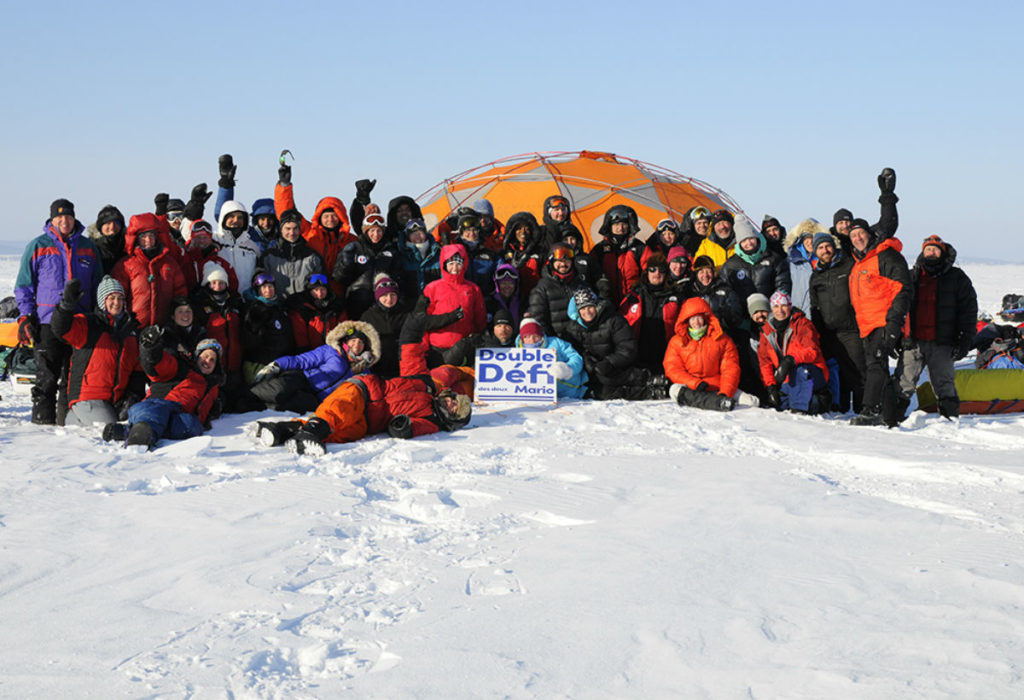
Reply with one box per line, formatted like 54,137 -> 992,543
474,347 -> 557,404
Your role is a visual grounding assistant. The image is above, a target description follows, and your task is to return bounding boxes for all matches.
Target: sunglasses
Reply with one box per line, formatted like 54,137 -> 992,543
646,266 -> 667,274
308,273 -> 328,287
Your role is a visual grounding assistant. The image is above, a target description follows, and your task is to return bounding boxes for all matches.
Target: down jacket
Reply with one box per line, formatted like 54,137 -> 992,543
111,214 -> 187,327
849,237 -> 912,339
662,297 -> 740,396
423,244 -> 487,349
213,201 -> 264,295
273,320 -> 381,401
756,308 -> 829,388
50,303 -> 143,407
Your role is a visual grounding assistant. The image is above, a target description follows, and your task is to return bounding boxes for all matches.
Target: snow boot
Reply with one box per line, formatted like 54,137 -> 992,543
937,396 -> 960,420
850,406 -> 885,426
31,400 -> 56,426
285,417 -> 331,456
125,422 -> 154,450
102,422 -> 128,442
256,420 -> 303,447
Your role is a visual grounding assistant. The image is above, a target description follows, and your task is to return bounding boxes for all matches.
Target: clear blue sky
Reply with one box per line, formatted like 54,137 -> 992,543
2,0 -> 1021,261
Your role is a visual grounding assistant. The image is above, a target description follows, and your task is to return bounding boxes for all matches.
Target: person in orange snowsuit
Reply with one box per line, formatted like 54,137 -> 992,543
663,296 -> 740,411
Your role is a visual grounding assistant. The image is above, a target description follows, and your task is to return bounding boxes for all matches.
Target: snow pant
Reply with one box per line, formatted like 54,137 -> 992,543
590,366 -> 660,401
249,370 -> 320,413
860,327 -> 898,414
821,327 -> 865,413
65,400 -> 118,428
780,364 -> 829,413
312,381 -> 370,444
675,386 -> 732,412
31,323 -> 71,424
896,340 -> 958,408
127,398 -> 204,445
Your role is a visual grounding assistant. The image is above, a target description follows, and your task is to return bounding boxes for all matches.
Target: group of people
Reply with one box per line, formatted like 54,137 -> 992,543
8,157 -> 1000,454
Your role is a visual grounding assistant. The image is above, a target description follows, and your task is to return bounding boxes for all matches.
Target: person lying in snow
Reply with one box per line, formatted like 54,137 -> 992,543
254,304 -> 474,456
244,320 -> 380,414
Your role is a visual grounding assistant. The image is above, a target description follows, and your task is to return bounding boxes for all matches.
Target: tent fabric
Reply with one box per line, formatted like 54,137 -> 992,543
417,151 -> 751,250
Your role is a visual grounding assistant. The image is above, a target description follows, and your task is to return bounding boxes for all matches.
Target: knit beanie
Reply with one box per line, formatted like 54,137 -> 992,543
203,262 -> 229,286
833,208 -> 853,225
573,287 -> 599,310
812,232 -> 834,253
374,273 -> 399,301
50,198 -> 75,219
747,293 -> 770,316
733,218 -> 758,244
519,317 -> 543,339
667,246 -> 689,263
770,291 -> 792,308
96,275 -> 124,309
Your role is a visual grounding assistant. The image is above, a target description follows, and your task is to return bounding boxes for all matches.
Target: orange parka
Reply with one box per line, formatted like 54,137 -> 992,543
662,297 -> 740,396
848,237 -> 912,338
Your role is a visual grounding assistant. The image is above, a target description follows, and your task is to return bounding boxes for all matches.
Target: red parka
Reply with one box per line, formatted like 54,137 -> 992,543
423,244 -> 487,349
112,214 -> 187,327
757,308 -> 829,388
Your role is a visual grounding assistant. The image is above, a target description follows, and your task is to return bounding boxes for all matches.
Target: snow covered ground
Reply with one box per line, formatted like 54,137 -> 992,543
1,255 -> 1023,699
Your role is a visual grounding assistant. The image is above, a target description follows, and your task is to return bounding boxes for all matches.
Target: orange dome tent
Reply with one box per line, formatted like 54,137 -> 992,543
417,150 -> 752,250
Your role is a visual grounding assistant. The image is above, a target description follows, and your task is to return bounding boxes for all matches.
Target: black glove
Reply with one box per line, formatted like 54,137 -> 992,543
695,381 -> 711,392
877,167 -> 896,194
17,315 -> 38,345
139,325 -> 163,349
387,414 -> 413,439
766,385 -> 782,409
116,393 -> 141,421
278,163 -> 292,186
773,355 -> 795,385
207,396 -> 224,422
218,154 -> 236,189
184,183 -> 211,221
954,336 -> 973,361
354,178 -> 376,205
592,359 -> 613,377
60,278 -> 84,311
154,193 -> 169,216
433,307 -> 464,327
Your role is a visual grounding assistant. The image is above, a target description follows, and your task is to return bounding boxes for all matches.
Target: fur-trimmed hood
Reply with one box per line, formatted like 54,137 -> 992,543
325,319 -> 382,374
784,218 -> 829,253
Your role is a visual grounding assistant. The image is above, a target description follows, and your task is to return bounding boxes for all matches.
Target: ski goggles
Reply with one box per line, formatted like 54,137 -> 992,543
550,247 -> 575,260
167,212 -> 184,221
363,213 -> 385,228
547,198 -> 569,209
494,267 -> 519,281
655,219 -> 679,232
689,206 -> 711,221
308,273 -> 329,287
253,273 -> 276,287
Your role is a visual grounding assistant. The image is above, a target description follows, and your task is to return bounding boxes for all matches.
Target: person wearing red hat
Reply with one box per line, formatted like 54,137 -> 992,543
892,235 -> 977,422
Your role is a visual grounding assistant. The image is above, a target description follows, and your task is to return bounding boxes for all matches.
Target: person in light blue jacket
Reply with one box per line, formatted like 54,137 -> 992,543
515,316 -> 587,399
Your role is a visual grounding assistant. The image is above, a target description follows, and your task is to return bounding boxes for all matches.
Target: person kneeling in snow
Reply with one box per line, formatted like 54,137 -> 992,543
516,316 -> 587,399
245,321 -> 380,414
103,334 -> 224,449
254,313 -> 473,456
757,291 -> 831,414
663,297 -> 742,412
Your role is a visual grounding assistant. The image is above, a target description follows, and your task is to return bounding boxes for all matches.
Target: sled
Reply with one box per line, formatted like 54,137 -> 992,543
916,368 -> 1024,415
